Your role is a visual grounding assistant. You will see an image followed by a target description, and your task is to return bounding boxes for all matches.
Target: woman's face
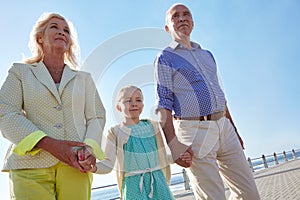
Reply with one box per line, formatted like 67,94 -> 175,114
39,17 -> 71,54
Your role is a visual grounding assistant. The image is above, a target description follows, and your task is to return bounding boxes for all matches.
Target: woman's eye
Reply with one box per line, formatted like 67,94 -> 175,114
50,25 -> 57,29
64,29 -> 70,34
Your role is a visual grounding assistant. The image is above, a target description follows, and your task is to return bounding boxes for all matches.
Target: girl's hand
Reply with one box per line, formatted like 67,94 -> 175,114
76,146 -> 97,172
179,146 -> 193,166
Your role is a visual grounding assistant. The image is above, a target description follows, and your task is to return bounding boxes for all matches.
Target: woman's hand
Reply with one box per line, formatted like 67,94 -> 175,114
76,146 -> 97,172
36,136 -> 86,172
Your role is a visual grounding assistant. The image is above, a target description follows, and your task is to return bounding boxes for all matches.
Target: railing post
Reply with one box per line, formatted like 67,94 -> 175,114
292,149 -> 297,159
248,157 -> 254,172
273,152 -> 279,165
283,151 -> 288,162
182,168 -> 190,190
262,154 -> 268,168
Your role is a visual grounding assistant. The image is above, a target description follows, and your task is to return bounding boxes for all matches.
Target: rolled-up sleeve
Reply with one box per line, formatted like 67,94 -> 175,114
154,52 -> 174,112
13,130 -> 47,156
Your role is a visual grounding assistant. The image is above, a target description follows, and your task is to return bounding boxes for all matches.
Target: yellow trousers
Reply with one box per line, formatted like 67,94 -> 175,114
9,162 -> 93,200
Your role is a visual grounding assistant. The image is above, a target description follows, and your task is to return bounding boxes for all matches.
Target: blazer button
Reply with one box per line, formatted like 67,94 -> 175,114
55,105 -> 62,110
54,123 -> 63,129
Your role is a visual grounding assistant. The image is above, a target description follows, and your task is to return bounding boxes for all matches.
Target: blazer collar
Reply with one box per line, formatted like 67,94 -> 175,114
31,61 -> 77,103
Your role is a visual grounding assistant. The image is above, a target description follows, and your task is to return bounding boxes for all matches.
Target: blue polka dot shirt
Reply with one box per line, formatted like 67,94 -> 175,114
154,41 -> 226,117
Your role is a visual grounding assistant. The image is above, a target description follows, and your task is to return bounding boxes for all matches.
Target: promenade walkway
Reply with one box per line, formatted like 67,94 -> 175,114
174,158 -> 300,199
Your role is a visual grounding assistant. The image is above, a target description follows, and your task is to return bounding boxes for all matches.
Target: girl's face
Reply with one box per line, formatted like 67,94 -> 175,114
117,89 -> 144,122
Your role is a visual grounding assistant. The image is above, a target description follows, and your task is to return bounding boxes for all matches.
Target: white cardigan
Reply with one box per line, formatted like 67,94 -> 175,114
94,119 -> 172,197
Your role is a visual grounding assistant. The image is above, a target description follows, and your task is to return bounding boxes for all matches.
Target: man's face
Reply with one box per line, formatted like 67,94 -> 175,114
165,5 -> 194,39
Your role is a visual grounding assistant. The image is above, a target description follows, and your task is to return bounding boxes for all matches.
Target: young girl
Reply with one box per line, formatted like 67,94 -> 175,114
88,85 -> 191,199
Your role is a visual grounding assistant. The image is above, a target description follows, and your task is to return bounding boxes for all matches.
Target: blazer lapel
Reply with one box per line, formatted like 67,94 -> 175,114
31,62 -> 62,103
58,65 -> 77,95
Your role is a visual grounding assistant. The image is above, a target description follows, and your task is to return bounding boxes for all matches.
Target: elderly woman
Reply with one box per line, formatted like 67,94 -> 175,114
0,13 -> 105,200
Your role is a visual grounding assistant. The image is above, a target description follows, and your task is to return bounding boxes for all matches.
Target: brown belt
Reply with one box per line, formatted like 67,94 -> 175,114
174,111 -> 225,121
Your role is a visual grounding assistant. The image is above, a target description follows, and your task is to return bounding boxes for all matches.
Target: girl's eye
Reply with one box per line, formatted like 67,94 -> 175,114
50,25 -> 57,29
64,29 -> 70,34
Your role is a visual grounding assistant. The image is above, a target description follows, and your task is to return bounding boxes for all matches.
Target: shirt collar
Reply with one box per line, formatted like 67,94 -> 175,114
168,40 -> 202,50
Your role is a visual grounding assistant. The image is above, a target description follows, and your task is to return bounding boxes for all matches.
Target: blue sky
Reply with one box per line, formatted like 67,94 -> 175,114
1,0 -> 300,198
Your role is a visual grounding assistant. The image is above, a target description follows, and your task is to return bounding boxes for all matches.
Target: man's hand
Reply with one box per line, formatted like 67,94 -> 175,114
168,138 -> 194,167
175,146 -> 193,167
157,108 -> 194,167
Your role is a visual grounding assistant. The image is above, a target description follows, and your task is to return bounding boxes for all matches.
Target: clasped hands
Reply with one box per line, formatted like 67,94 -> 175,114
73,145 -> 97,173
168,139 -> 194,168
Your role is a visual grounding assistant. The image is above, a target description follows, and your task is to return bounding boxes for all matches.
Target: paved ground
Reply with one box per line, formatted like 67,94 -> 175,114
253,158 -> 300,200
174,158 -> 300,199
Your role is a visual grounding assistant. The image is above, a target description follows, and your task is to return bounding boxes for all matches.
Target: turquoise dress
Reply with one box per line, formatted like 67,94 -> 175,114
121,120 -> 174,200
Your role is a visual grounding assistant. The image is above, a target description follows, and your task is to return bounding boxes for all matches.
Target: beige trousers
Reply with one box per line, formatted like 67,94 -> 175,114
174,117 -> 260,200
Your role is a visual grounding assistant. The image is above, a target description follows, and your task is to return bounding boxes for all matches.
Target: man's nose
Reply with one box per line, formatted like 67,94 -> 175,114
178,15 -> 185,22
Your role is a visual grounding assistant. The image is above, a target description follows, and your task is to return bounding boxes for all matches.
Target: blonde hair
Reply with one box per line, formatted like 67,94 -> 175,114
24,12 -> 80,69
116,85 -> 143,105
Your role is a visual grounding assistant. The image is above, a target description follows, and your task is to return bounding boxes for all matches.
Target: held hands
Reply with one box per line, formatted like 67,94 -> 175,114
36,137 -> 86,172
168,138 -> 194,168
74,146 -> 97,173
36,137 -> 97,173
179,146 -> 193,167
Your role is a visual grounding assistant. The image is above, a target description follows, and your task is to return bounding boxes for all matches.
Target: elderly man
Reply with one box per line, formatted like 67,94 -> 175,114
154,3 -> 260,200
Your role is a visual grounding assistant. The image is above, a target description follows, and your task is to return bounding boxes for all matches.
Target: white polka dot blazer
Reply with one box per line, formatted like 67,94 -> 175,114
0,62 -> 106,171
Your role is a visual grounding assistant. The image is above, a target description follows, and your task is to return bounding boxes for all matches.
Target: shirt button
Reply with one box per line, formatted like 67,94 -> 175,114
55,105 -> 62,110
54,123 -> 63,129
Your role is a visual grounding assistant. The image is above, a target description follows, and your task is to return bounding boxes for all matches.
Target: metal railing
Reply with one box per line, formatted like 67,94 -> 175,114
92,148 -> 300,199
247,148 -> 299,172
